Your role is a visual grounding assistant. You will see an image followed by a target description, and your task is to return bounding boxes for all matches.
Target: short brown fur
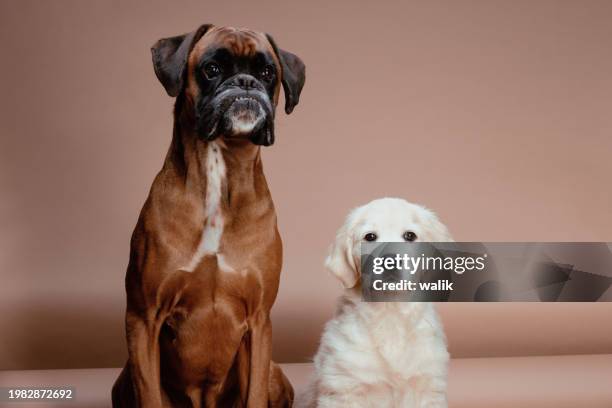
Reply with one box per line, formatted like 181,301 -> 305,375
112,26 -> 295,408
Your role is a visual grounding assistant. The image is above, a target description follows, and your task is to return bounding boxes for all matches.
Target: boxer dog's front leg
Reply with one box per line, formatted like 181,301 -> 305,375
125,310 -> 164,407
247,311 -> 273,407
124,270 -> 190,407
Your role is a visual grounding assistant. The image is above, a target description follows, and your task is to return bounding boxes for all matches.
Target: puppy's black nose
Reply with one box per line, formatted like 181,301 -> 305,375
230,74 -> 259,90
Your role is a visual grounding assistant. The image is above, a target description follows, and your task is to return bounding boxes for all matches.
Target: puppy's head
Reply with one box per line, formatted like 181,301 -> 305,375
151,25 -> 305,146
325,198 -> 453,289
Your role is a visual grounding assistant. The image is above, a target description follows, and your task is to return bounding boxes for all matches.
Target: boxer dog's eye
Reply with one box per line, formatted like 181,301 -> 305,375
403,231 -> 417,242
364,232 -> 378,242
203,63 -> 222,79
260,65 -> 274,82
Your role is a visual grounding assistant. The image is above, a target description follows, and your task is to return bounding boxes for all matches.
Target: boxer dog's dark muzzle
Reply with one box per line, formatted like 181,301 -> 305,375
197,74 -> 275,146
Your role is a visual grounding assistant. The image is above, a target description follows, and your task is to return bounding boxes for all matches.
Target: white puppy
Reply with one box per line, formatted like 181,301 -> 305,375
298,198 -> 452,408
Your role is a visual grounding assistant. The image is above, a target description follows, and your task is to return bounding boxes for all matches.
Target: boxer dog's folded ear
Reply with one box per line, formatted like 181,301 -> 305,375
266,34 -> 306,114
151,24 -> 213,97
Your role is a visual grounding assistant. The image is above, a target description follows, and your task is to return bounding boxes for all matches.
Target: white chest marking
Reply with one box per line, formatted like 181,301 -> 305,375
184,142 -> 226,272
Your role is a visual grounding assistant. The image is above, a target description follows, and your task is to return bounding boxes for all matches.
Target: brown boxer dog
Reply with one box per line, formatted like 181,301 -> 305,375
111,25 -> 305,408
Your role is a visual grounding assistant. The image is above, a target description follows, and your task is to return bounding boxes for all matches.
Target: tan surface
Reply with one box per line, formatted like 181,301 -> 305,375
1,1 -> 612,370
1,355 -> 612,407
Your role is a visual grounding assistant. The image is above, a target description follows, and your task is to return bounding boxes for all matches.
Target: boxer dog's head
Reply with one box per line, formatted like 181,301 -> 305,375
151,25 -> 305,146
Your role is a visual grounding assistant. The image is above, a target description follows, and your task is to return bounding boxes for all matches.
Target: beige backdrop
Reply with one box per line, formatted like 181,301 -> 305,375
1,0 -> 611,370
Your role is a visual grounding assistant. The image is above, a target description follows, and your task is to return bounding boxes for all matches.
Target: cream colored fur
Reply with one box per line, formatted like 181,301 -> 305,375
298,198 -> 452,408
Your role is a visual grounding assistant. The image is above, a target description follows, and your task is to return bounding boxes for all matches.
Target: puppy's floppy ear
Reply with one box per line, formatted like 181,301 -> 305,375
266,34 -> 306,114
325,221 -> 359,289
151,24 -> 213,97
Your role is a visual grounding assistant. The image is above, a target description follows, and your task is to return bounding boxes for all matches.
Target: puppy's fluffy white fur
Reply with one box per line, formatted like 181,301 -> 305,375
297,198 -> 452,408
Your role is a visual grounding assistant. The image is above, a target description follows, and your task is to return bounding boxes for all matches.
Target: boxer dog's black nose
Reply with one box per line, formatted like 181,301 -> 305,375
229,74 -> 264,92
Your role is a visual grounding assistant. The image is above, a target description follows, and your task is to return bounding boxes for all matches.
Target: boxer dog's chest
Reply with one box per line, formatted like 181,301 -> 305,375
179,140 -> 281,282
184,141 -> 227,272
162,141 -> 281,386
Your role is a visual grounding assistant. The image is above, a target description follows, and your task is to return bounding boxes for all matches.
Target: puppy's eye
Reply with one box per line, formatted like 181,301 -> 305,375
260,65 -> 274,81
204,63 -> 221,79
403,231 -> 417,242
364,232 -> 378,242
